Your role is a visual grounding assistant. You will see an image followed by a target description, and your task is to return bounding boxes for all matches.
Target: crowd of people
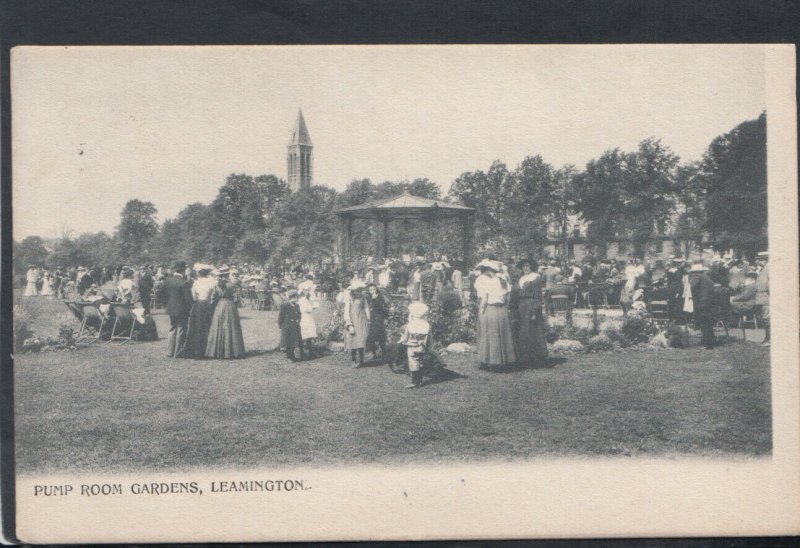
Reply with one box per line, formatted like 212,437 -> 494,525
21,247 -> 770,386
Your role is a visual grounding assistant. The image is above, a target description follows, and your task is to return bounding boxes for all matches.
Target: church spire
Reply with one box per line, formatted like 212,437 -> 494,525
288,108 -> 313,147
287,108 -> 313,191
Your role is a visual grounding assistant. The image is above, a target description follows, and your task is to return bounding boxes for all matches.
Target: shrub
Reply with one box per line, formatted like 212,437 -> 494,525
13,303 -> 37,351
618,311 -> 658,346
586,333 -> 614,352
427,298 -> 477,349
546,322 -> 565,344
550,339 -> 586,354
665,323 -> 691,348
562,325 -> 594,345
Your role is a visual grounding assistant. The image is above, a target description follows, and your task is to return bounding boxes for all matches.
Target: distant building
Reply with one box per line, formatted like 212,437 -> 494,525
287,109 -> 313,192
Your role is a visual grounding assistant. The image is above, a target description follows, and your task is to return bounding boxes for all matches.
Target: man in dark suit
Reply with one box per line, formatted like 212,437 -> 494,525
688,262 -> 716,349
278,290 -> 303,361
138,265 -> 155,314
163,261 -> 193,358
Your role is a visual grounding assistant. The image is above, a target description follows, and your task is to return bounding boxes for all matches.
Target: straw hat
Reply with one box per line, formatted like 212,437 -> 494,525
408,301 -> 429,318
476,259 -> 502,272
408,318 -> 430,335
348,280 -> 367,291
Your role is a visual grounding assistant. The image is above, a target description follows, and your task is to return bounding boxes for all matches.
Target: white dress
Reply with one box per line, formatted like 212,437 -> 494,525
40,273 -> 54,296
298,296 -> 318,341
24,269 -> 39,297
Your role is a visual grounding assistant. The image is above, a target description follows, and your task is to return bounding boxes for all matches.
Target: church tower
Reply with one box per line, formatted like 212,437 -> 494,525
287,109 -> 313,191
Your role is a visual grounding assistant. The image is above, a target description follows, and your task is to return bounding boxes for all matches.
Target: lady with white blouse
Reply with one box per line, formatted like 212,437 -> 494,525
474,259 -> 517,369
183,265 -> 218,359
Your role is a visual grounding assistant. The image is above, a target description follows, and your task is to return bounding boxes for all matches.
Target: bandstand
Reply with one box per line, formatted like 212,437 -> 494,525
333,192 -> 475,262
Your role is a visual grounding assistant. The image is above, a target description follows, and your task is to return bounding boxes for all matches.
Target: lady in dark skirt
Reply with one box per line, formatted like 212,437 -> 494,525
183,265 -> 217,358
205,268 -> 246,359
515,259 -> 548,366
366,283 -> 387,360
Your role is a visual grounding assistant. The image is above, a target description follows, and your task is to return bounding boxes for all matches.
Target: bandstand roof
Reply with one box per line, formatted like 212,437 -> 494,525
333,192 -> 474,221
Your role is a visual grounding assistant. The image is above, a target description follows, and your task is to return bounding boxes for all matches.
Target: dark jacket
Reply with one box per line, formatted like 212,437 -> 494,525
163,274 -> 193,318
138,272 -> 154,293
278,301 -> 301,348
689,272 -> 716,320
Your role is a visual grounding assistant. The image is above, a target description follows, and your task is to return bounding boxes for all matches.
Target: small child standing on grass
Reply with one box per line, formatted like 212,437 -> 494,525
398,301 -> 430,389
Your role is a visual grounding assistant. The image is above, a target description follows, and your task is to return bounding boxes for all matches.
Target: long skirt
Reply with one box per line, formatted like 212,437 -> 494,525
205,298 -> 245,359
345,309 -> 370,351
24,281 -> 38,297
516,300 -> 549,365
300,312 -> 318,341
183,300 -> 215,358
477,305 -> 517,366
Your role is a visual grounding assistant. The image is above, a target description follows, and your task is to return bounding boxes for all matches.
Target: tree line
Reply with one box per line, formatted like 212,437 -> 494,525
14,112 -> 767,272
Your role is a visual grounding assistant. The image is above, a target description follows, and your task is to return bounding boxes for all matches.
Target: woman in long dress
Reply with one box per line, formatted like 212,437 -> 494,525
474,259 -> 517,369
366,283 -> 387,360
297,288 -> 319,358
344,282 -> 370,368
24,266 -> 39,297
40,270 -> 54,297
515,259 -> 548,366
205,269 -> 246,359
184,266 -> 217,358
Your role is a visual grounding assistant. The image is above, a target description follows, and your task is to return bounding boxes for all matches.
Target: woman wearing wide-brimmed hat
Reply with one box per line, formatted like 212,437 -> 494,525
515,259 -> 548,366
344,280 -> 370,368
205,266 -> 246,359
183,264 -> 217,358
474,259 -> 517,369
24,265 -> 40,297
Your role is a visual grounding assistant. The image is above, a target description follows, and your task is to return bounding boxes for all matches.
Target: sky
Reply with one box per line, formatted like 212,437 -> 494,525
11,45 -> 766,239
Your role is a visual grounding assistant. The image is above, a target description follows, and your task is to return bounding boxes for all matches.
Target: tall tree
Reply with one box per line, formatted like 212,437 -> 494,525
696,112 -> 767,257
14,236 -> 49,272
115,199 -> 159,264
572,139 -> 680,255
448,160 -> 509,254
208,174 -> 268,262
502,155 -> 558,253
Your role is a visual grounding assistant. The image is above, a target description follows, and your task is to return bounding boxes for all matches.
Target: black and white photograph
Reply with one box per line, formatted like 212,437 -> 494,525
8,44 -> 799,542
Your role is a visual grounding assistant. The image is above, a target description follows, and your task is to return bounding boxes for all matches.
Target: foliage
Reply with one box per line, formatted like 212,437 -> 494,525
13,304 -> 35,351
561,325 -> 594,345
695,112 -> 767,258
14,236 -> 49,272
448,161 -> 509,253
586,333 -> 614,352
572,139 -> 680,249
13,113 -> 766,269
612,311 -> 659,347
263,186 -> 338,270
116,199 -> 159,264
427,297 -> 476,349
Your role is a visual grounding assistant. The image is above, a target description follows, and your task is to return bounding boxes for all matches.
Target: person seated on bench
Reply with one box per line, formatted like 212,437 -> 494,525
730,271 -> 758,315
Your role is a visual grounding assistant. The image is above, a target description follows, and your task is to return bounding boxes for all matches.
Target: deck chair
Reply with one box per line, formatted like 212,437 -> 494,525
150,288 -> 161,310
64,301 -> 84,323
75,302 -> 106,344
256,290 -> 270,311
649,300 -> 671,325
738,309 -> 758,341
109,303 -> 136,343
548,294 -> 571,316
248,288 -> 260,309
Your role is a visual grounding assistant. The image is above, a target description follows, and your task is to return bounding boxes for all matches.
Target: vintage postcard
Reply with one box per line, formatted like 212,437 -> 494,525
9,44 -> 799,542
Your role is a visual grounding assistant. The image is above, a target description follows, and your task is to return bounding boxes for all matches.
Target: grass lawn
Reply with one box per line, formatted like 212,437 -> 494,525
14,295 -> 772,475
